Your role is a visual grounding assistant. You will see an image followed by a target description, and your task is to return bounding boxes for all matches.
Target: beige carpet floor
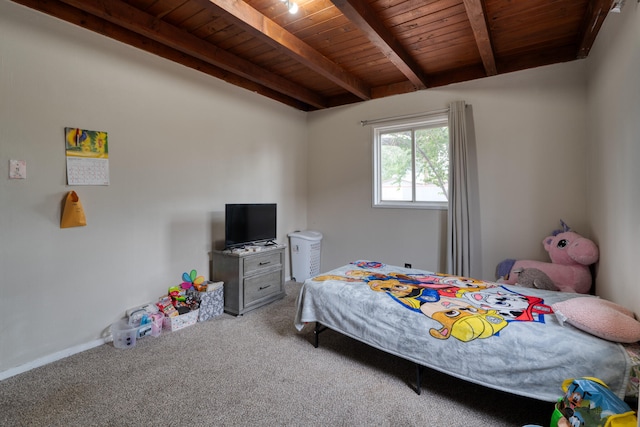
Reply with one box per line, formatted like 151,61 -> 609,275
0,282 -> 554,426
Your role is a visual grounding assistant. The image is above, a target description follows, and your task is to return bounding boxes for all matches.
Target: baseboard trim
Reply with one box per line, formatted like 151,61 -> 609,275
1,282 -> 298,382
0,338 -> 106,382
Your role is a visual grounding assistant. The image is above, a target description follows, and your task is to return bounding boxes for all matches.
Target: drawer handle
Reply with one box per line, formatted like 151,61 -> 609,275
259,261 -> 271,266
259,285 -> 272,290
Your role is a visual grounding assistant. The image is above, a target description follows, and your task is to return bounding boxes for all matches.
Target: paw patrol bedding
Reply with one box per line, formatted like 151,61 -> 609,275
294,261 -> 633,402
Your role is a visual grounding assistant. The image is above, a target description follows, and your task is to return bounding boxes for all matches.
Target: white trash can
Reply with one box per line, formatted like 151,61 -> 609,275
288,230 -> 323,282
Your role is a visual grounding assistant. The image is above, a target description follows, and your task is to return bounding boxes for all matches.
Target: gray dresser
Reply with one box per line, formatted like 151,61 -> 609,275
212,246 -> 286,316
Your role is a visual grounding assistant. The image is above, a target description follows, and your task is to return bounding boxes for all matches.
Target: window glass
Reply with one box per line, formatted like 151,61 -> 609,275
373,115 -> 449,209
380,130 -> 412,201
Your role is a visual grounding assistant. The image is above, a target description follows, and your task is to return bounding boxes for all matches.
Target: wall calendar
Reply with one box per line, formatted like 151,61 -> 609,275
64,127 -> 109,186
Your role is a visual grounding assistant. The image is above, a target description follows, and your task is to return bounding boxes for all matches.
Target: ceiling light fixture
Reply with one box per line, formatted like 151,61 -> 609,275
280,0 -> 299,14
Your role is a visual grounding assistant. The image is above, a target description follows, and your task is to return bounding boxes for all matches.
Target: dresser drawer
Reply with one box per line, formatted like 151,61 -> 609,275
244,270 -> 282,305
214,246 -> 285,316
243,251 -> 281,275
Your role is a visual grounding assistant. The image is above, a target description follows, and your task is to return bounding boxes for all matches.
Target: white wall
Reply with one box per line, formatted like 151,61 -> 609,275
2,0 -> 638,380
0,1 -> 308,374
307,62 -> 589,280
586,2 -> 640,312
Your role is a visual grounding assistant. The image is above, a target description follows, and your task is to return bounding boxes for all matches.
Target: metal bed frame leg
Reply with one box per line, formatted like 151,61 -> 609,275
314,322 -> 327,348
415,364 -> 424,395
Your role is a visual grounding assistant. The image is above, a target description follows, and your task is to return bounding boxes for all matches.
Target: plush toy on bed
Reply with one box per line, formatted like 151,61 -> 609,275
496,220 -> 599,293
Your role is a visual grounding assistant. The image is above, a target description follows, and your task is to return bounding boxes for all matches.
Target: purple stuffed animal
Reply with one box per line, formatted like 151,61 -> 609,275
496,221 -> 599,293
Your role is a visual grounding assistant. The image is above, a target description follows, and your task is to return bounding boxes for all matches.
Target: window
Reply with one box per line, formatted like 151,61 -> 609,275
373,114 -> 449,209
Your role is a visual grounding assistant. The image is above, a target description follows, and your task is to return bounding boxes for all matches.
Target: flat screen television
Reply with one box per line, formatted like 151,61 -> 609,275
225,203 -> 277,249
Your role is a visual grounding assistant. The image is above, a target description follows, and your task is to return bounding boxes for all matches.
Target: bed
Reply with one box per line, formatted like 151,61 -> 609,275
294,261 -> 637,403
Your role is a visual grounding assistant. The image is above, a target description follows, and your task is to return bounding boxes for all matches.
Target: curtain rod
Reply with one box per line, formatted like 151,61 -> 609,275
360,107 -> 450,126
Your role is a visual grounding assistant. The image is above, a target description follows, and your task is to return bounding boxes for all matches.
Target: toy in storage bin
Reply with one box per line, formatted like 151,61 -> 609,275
198,281 -> 224,322
111,319 -> 139,349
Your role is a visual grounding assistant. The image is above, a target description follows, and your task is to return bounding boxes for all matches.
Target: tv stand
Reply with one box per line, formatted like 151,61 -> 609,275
212,245 -> 286,316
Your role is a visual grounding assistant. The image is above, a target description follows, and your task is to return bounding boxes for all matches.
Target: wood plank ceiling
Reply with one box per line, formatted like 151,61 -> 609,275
12,0 -> 615,111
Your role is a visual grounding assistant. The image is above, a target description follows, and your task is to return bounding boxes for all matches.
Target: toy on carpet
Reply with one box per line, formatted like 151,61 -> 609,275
496,220 -> 599,293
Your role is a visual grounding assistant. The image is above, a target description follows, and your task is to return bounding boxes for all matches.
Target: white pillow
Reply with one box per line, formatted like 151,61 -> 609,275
552,297 -> 640,343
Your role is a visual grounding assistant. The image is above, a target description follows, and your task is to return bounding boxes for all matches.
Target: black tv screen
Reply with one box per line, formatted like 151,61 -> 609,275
225,203 -> 277,248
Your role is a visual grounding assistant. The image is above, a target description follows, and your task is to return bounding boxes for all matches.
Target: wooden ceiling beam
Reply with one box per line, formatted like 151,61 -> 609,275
330,0 -> 428,90
206,0 -> 371,100
52,0 -> 327,109
576,0 -> 615,58
10,0 -> 615,111
11,0 -> 315,111
462,0 -> 497,76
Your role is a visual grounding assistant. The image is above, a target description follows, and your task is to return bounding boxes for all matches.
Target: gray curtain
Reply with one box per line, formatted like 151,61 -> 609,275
447,101 -> 471,276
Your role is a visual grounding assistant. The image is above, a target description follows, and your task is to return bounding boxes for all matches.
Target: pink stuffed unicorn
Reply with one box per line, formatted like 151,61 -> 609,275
496,221 -> 599,293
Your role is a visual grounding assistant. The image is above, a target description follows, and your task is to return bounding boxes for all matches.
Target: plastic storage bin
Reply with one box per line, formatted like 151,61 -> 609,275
150,314 -> 164,337
288,230 -> 323,282
110,319 -> 139,349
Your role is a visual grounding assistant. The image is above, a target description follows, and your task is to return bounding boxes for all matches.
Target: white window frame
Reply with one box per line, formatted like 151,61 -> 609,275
372,114 -> 449,210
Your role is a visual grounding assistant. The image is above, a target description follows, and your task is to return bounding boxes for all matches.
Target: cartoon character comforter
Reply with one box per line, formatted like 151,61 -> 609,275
294,261 -> 632,402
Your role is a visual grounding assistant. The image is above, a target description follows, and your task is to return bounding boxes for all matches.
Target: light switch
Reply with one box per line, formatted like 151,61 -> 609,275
9,160 -> 26,179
